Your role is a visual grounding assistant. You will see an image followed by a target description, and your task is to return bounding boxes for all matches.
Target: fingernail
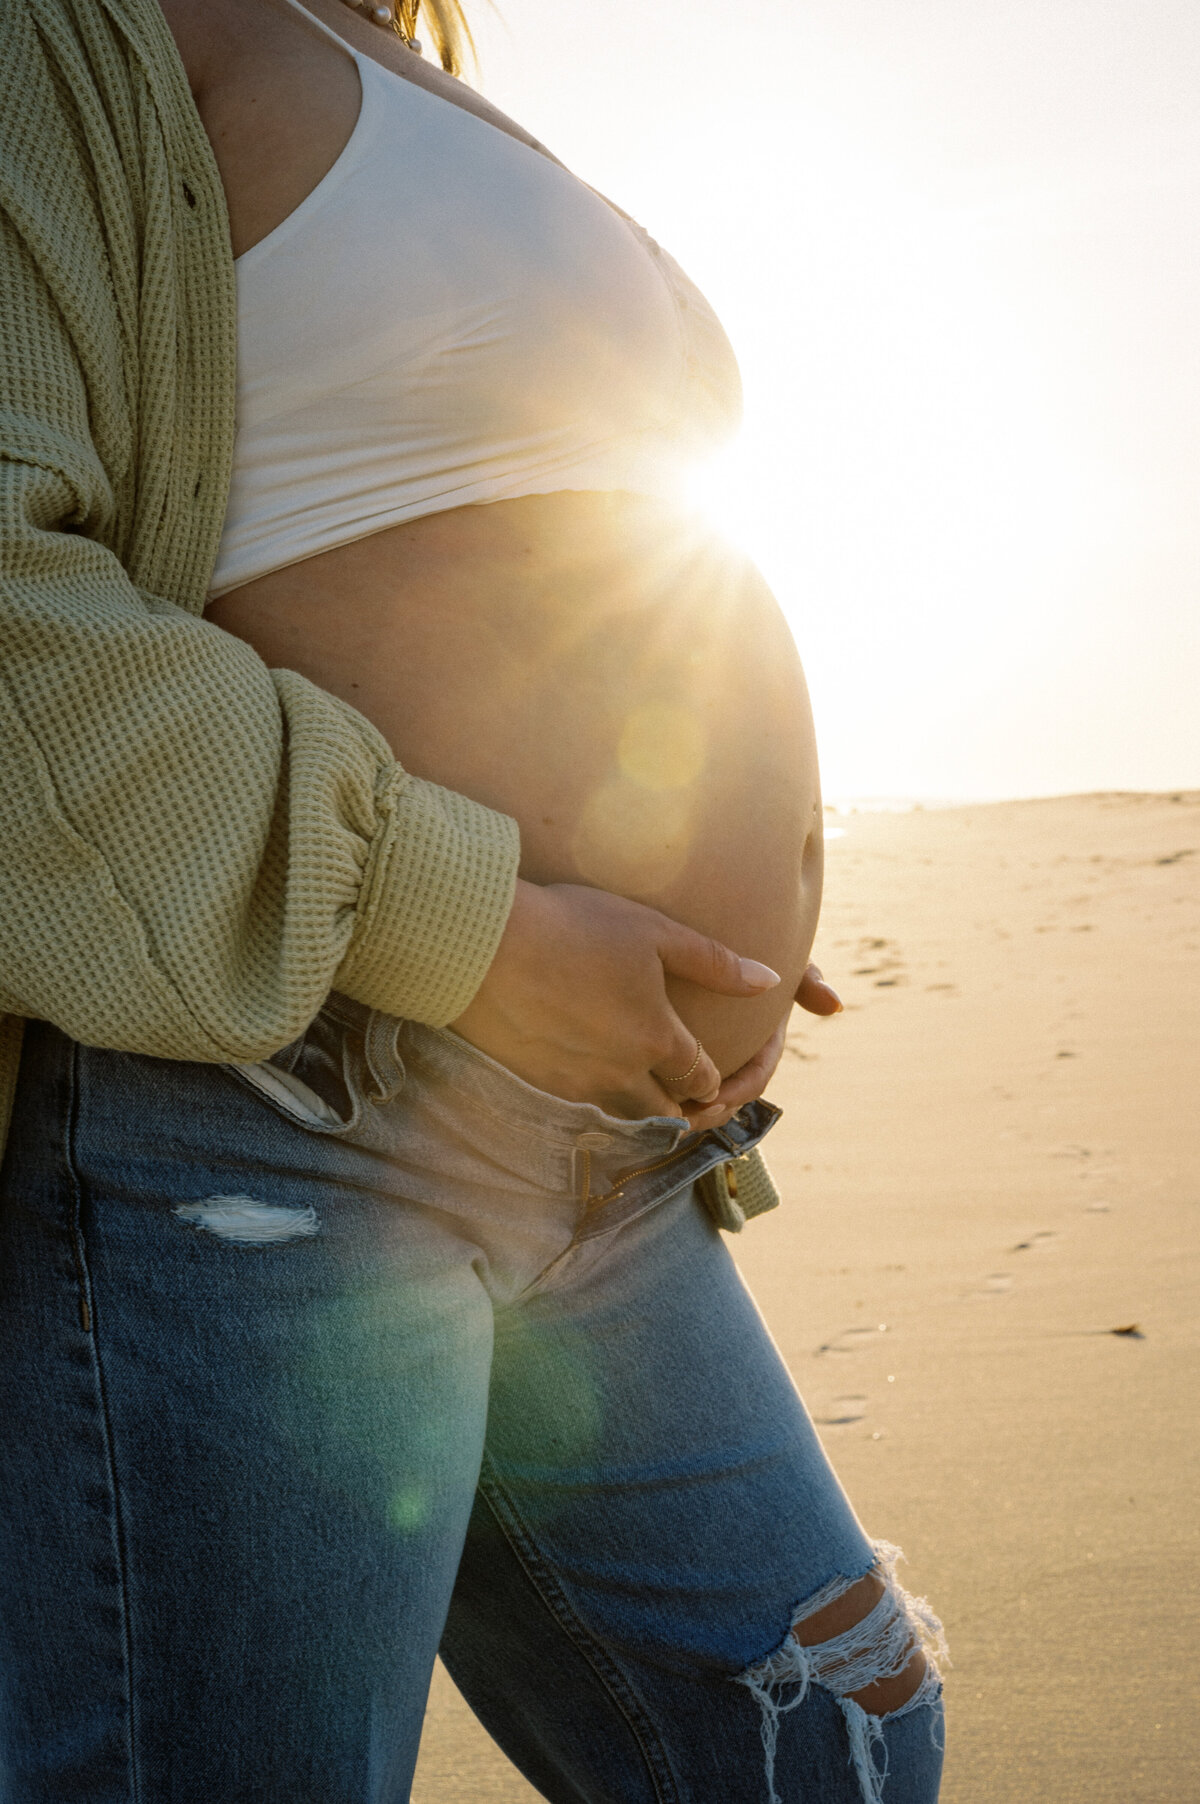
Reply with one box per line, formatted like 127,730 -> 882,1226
821,982 -> 845,1012
739,959 -> 780,989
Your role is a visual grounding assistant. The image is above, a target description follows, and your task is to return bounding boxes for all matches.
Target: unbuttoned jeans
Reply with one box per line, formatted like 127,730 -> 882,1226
0,1003 -> 944,1803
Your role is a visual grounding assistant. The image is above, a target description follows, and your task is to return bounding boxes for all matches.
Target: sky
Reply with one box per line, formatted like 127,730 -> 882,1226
465,0 -> 1200,800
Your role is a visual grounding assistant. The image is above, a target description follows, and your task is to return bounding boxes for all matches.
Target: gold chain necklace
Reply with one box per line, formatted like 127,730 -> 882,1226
338,0 -> 423,52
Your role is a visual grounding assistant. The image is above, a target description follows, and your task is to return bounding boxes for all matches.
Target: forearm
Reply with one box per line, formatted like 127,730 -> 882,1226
0,496 -> 518,1058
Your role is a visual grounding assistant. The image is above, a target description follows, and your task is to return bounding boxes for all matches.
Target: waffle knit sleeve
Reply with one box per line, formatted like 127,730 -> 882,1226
0,202 -> 519,1064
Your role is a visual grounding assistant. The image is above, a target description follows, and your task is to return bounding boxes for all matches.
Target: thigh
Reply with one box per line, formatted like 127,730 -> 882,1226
442,1184 -> 880,1803
0,1023 -> 493,1804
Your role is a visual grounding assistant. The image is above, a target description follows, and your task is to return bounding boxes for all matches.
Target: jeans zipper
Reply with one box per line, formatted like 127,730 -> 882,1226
584,1140 -> 703,1211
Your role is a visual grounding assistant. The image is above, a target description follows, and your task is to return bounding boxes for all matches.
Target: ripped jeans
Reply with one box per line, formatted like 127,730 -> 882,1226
0,1002 -> 946,1803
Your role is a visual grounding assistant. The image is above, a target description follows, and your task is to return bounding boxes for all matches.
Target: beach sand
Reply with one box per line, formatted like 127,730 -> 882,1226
412,791 -> 1200,1804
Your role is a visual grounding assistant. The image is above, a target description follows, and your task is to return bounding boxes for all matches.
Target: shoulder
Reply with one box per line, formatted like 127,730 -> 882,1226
219,0 -> 562,165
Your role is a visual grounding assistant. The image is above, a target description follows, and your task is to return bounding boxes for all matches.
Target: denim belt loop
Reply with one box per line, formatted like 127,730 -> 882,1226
362,1010 -> 407,1104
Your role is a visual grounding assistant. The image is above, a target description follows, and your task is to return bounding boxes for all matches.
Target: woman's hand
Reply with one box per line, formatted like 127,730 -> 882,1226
683,962 -> 843,1131
450,879 -> 781,1119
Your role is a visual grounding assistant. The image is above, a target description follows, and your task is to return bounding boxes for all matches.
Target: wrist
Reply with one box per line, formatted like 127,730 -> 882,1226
452,876 -> 541,1029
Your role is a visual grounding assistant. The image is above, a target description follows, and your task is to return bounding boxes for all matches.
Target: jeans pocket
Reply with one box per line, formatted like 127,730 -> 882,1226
225,1006 -> 368,1134
227,1059 -> 351,1130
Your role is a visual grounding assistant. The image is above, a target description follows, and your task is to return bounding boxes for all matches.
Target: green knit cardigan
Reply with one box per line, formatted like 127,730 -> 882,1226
0,0 -> 521,1147
0,0 -> 779,1227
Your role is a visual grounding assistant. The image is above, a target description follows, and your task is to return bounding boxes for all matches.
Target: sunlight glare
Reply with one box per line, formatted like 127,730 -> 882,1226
675,140 -> 1096,794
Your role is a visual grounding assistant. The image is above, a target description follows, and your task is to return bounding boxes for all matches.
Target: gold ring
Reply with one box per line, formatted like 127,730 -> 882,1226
662,1036 -> 704,1086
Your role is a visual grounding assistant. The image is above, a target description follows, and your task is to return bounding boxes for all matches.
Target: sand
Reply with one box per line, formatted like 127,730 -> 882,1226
411,791 -> 1200,1804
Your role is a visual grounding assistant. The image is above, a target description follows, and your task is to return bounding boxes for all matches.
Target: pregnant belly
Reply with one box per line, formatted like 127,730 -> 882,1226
206,492 -> 823,1076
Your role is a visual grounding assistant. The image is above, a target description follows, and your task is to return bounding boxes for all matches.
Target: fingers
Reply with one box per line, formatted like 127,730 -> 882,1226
684,1018 -> 788,1129
656,919 -> 780,998
603,1077 -> 688,1122
794,962 -> 843,1016
652,1029 -> 722,1107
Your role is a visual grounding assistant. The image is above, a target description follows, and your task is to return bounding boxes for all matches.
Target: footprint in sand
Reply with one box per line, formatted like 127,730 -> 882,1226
813,1394 -> 868,1427
816,1323 -> 890,1356
852,937 -> 897,971
980,1274 -> 1013,1294
851,936 -> 908,986
1011,1230 -> 1056,1252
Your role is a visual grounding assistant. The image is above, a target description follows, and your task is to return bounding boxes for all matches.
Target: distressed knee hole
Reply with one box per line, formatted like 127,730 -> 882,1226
735,1542 -> 948,1804
790,1571 -> 926,1715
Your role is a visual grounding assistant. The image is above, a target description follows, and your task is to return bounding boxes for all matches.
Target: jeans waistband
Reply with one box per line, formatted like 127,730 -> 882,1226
270,995 -> 780,1226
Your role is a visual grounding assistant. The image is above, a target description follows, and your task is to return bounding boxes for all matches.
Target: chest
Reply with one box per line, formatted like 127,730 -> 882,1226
231,58 -> 692,436
163,0 -> 549,261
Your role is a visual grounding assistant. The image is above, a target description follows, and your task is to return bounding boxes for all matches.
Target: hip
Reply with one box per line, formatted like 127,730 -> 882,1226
3,1002 -> 783,1314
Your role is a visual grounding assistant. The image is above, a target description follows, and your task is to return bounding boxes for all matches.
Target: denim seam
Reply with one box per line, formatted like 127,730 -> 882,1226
64,1044 -> 142,1804
477,1460 -> 684,1804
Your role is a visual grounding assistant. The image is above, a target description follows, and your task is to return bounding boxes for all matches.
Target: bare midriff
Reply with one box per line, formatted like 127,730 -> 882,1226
205,489 -> 822,1077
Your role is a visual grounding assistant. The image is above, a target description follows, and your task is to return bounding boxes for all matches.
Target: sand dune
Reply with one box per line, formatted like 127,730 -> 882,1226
412,791 -> 1200,1803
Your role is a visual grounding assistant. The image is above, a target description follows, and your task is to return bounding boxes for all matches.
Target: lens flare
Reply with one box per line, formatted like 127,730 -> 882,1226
570,775 -> 694,896
618,701 -> 707,791
388,1484 -> 430,1533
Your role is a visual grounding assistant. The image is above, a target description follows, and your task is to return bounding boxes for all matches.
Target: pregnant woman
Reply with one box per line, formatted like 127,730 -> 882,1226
0,0 -> 945,1798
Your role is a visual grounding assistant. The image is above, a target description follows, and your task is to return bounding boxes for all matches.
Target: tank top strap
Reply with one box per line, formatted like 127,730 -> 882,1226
275,0 -> 366,65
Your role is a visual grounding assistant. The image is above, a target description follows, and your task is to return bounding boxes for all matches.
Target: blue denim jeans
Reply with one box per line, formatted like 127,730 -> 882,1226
0,1001 -> 945,1803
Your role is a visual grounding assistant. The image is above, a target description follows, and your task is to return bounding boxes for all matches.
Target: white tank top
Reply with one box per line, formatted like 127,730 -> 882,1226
208,3 -> 742,598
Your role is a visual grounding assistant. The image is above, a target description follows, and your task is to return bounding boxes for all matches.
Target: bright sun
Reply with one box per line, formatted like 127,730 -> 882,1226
674,152 -> 1094,796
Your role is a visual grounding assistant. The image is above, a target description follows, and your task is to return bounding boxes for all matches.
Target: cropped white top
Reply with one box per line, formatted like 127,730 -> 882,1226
208,3 -> 742,598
